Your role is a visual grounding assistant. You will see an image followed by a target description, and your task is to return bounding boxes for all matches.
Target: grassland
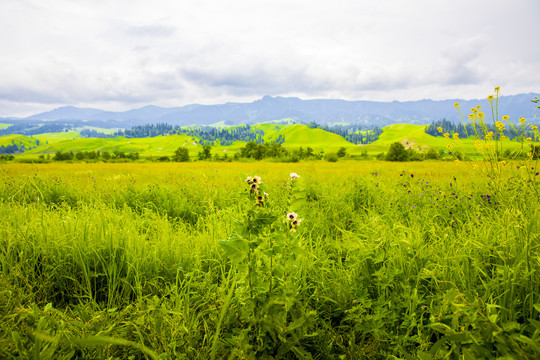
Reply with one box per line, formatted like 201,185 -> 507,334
0,124 -> 10,129
0,160 -> 538,359
2,123 -> 535,161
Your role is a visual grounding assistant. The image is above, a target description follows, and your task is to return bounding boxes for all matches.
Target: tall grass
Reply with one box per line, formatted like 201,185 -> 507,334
0,161 -> 538,359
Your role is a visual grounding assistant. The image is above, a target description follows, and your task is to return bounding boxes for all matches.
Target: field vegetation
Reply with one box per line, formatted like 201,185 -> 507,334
0,158 -> 539,359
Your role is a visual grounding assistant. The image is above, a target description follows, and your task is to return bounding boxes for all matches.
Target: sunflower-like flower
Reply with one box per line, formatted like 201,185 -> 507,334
290,218 -> 302,232
519,117 -> 527,124
526,137 -> 532,142
252,176 -> 262,184
476,105 -> 482,110
437,127 -> 443,133
471,108 -> 477,114
531,125 -> 538,130
468,114 -> 475,121
494,86 -> 500,93
487,95 -> 495,102
478,112 -> 486,120
502,115 -> 510,122
453,133 -> 459,139
454,102 -> 460,108
287,212 -> 297,221
443,132 -> 450,138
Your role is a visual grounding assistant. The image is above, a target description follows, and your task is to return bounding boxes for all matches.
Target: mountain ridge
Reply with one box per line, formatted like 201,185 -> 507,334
7,93 -> 539,128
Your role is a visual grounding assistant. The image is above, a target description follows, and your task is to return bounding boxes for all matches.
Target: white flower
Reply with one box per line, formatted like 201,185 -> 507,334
287,212 -> 297,221
290,172 -> 300,179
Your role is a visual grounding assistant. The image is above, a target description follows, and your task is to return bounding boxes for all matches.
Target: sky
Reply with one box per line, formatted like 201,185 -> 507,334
1,0 -> 539,117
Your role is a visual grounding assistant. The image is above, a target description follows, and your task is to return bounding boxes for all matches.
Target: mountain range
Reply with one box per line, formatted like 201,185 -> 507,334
3,93 -> 539,128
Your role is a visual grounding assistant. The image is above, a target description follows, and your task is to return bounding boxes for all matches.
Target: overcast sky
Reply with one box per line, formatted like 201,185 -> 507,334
1,0 -> 539,117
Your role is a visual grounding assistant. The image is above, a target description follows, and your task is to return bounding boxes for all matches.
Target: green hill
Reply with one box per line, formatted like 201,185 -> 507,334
5,123 -> 533,159
253,123 -> 353,152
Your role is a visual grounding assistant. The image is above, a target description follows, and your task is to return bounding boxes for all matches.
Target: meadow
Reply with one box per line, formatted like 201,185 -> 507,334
0,159 -> 538,359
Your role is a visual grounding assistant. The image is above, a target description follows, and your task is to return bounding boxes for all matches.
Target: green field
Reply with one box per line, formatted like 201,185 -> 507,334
0,124 -> 10,129
0,160 -> 538,359
1,122 -> 536,161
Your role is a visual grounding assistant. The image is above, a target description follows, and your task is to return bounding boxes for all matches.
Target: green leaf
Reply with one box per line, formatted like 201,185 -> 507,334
219,234 -> 250,262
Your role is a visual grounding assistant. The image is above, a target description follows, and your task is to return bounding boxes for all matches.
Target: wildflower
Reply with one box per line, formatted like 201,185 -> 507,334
252,176 -> 262,184
250,183 -> 259,191
519,117 -> 526,124
437,127 -> 443,133
245,176 -> 252,183
468,114 -> 475,121
495,121 -> 505,131
487,95 -> 495,102
446,144 -> 452,150
532,125 -> 538,130
453,133 -> 459,139
526,137 -> 532,142
478,112 -> 486,120
476,105 -> 482,110
264,192 -> 269,198
287,212 -> 297,221
502,115 -> 510,122
494,86 -> 500,93
471,108 -> 477,113
443,132 -> 450,138
485,132 -> 494,140
454,102 -> 460,108
474,140 -> 482,150
290,172 -> 300,179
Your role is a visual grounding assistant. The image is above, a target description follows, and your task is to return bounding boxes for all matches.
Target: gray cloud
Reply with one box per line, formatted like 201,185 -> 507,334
1,0 -> 539,116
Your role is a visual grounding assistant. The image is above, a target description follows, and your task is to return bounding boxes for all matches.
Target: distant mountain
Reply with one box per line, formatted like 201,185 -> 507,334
11,93 -> 540,128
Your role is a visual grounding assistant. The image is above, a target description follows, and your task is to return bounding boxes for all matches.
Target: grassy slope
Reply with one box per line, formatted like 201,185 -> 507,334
8,123 -> 532,158
24,134 -> 199,156
0,124 -> 10,129
253,123 -> 353,152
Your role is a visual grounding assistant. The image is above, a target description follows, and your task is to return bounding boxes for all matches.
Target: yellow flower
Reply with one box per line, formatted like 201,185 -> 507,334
487,95 -> 495,102
468,114 -> 475,120
446,144 -> 452,150
485,132 -> 494,140
531,125 -> 538,130
494,86 -> 500,93
478,112 -> 485,120
519,117 -> 526,124
453,133 -> 459,139
527,152 -> 533,157
476,105 -> 482,110
495,121 -> 505,131
454,102 -> 460,108
526,137 -> 532,142
474,140 -> 482,149
502,115 -> 510,122
471,107 -> 477,113
443,132 -> 450,138
437,126 -> 443,133
501,135 -> 506,140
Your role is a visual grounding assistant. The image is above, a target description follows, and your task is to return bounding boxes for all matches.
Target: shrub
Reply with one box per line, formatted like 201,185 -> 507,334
324,153 -> 338,162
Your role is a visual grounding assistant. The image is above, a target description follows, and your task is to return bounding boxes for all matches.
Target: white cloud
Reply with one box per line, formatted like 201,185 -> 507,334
1,0 -> 539,116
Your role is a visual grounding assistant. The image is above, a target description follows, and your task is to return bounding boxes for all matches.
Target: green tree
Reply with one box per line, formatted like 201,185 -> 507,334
174,146 -> 190,162
337,147 -> 347,158
198,144 -> 212,160
385,142 -> 408,161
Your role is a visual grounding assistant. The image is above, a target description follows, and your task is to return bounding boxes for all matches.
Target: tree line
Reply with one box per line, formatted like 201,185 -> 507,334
425,119 -> 536,141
